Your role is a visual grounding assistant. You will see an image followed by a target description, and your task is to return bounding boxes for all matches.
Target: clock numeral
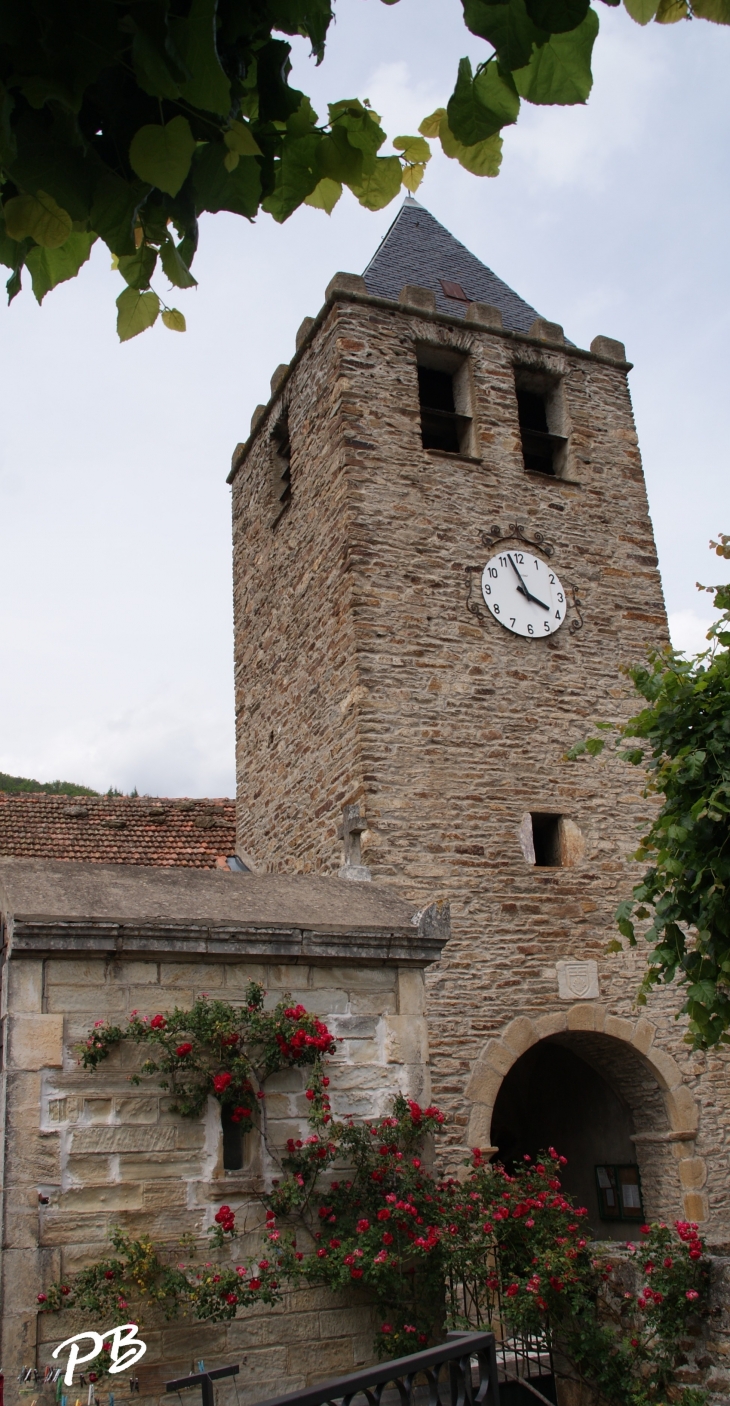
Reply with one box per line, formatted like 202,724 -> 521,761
488,567 -> 498,579
549,573 -> 555,584
557,592 -> 564,603
544,620 -> 550,632
510,618 -> 516,627
514,552 -> 524,564
534,559 -> 539,570
527,623 -> 534,635
498,555 -> 508,567
484,584 -> 491,595
493,603 -> 500,614
555,610 -> 561,620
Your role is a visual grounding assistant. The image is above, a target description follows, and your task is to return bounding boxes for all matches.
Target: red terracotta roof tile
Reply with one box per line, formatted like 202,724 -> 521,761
0,794 -> 236,868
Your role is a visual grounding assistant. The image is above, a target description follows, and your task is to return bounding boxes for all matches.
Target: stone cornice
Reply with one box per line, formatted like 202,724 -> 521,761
5,917 -> 445,966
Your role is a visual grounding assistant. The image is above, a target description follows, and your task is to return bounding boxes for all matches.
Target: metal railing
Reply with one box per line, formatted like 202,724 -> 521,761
246,1331 -> 500,1406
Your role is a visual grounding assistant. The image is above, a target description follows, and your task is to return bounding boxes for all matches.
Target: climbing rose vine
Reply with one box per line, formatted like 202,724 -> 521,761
78,983 -> 336,1118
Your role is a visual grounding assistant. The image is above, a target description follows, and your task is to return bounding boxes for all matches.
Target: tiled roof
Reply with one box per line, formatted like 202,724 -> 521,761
363,198 -> 542,332
0,793 -> 237,869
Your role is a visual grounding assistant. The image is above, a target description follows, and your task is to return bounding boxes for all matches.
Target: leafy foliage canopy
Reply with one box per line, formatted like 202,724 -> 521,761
1,0 -> 726,338
569,537 -> 730,1050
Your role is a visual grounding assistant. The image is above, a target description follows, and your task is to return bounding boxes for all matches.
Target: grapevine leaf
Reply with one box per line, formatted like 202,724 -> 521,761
117,244 -> 158,290
393,135 -> 431,162
439,118 -> 503,176
162,308 -> 186,331
129,118 -> 197,197
462,0 -> 547,72
3,190 -> 73,249
349,155 -> 403,210
304,178 -> 342,213
623,0 -> 660,23
160,238 -> 198,289
514,7 -> 599,104
419,108 -> 447,138
25,232 -> 96,303
175,0 -> 232,115
116,287 -> 160,341
402,163 -> 426,192
191,144 -> 261,218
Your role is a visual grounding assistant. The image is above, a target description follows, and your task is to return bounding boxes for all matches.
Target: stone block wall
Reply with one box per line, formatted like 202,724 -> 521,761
230,290 -> 730,1244
0,950 -> 430,1401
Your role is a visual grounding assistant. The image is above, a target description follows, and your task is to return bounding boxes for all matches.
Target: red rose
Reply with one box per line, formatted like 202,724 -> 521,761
231,1106 -> 251,1123
104,1270 -> 115,1280
378,1209 -> 391,1221
381,1324 -> 393,1334
249,1277 -> 262,1289
305,1090 -> 315,1101
176,1043 -> 193,1058
214,1072 -> 232,1093
226,1292 -> 238,1305
356,1219 -> 370,1233
150,1014 -> 166,1029
350,1267 -> 363,1278
60,1285 -> 70,1295
37,1293 -> 47,1303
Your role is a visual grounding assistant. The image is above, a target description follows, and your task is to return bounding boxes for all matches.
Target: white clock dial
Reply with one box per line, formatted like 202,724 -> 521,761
481,550 -> 567,638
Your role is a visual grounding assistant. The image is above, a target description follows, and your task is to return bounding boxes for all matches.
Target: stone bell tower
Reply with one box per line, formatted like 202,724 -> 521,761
229,200 -> 726,1241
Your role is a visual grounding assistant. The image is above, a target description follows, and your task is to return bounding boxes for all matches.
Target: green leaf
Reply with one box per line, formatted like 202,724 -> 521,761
393,136 -> 431,163
448,58 -> 520,145
160,239 -> 198,289
25,232 -> 96,304
3,191 -> 73,249
525,0 -> 591,32
117,245 -> 158,290
316,127 -> 364,184
439,119 -> 503,176
175,0 -> 231,115
116,287 -> 160,342
585,737 -> 606,756
262,135 -> 322,222
191,143 -> 262,218
688,0 -> 730,19
419,109 -> 447,138
349,155 -> 403,210
162,308 -> 186,332
402,163 -> 426,192
129,118 -> 196,198
623,0 -> 660,23
514,7 -> 599,104
124,9 -> 190,100
90,173 -> 146,259
304,178 -> 342,213
462,0 -> 547,72
224,122 -> 262,158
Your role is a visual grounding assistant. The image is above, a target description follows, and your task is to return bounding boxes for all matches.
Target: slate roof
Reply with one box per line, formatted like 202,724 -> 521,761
0,793 -> 236,868
363,197 -> 542,333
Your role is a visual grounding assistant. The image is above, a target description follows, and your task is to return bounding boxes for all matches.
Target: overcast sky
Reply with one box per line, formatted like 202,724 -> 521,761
1,0 -> 728,798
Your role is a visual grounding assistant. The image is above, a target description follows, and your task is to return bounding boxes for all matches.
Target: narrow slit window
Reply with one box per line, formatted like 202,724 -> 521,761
222,1105 -> 244,1171
417,350 -> 474,456
515,379 -> 567,476
270,414 -> 292,524
531,813 -> 562,867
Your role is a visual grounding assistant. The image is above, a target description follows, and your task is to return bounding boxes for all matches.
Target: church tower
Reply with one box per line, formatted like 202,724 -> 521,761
229,201 -> 722,1241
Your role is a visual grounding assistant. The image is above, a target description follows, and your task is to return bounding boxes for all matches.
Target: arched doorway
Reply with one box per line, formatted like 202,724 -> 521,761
491,1038 -> 641,1238
465,1009 -> 705,1237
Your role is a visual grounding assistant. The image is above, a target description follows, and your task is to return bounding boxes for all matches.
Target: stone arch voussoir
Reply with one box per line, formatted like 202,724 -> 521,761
464,1004 -> 707,1223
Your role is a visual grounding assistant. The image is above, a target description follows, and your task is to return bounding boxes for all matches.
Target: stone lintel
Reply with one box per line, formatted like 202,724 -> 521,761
7,920 -> 444,968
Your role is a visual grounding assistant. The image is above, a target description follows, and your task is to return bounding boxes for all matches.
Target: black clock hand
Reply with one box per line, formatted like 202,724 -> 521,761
507,554 -> 550,612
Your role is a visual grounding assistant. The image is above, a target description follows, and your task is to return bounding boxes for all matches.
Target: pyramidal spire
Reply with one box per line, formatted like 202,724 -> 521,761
362,198 -> 541,333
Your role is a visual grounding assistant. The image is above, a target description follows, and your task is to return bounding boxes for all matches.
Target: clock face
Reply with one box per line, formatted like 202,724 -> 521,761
481,550 -> 567,638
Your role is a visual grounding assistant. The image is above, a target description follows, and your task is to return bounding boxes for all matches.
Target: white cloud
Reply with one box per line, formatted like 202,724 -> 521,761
668,610 -> 714,657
